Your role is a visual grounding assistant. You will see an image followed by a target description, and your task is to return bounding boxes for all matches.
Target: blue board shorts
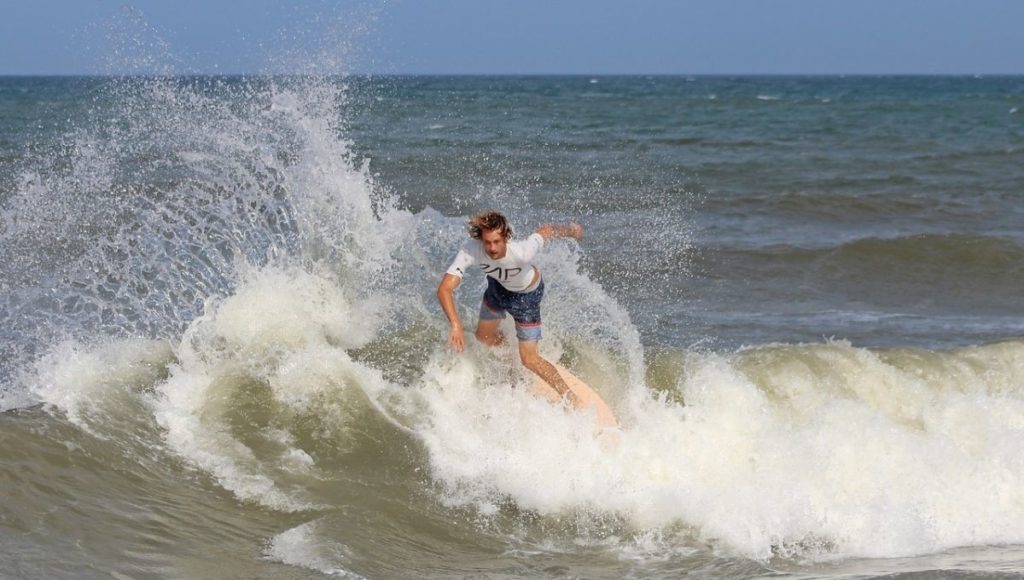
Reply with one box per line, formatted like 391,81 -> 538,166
479,277 -> 544,341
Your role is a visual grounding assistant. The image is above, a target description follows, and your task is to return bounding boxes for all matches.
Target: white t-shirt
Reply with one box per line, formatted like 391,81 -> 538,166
446,232 -> 545,292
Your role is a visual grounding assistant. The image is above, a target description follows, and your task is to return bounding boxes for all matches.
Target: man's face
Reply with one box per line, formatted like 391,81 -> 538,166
480,228 -> 508,260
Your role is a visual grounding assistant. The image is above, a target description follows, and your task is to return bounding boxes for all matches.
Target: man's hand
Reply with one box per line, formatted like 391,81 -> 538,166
568,223 -> 584,240
448,324 -> 465,352
438,273 -> 465,352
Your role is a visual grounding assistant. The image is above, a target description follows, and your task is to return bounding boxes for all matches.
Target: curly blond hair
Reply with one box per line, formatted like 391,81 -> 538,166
467,211 -> 512,240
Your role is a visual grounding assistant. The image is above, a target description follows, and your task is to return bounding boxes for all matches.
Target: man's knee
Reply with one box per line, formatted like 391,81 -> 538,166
476,327 -> 503,346
519,348 -> 542,369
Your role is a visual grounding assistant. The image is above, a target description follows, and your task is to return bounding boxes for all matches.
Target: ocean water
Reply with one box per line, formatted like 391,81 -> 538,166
1,74 -> 1023,579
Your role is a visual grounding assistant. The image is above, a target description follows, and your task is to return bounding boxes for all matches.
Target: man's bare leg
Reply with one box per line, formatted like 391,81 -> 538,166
518,339 -> 583,408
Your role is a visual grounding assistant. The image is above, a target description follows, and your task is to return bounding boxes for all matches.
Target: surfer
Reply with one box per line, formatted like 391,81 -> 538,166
437,210 -> 585,407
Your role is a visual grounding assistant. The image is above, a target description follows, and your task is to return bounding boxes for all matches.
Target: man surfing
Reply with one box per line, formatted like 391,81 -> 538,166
437,210 -> 585,407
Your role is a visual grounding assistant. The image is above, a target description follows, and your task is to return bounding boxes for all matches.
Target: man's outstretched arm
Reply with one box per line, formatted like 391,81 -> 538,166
437,273 -> 465,352
536,223 -> 584,241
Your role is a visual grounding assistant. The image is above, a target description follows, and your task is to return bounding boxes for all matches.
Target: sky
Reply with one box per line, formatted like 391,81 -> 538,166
2,0 -> 1023,75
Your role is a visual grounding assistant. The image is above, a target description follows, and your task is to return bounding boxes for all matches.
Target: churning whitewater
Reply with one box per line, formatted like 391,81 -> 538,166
3,74 -> 1024,578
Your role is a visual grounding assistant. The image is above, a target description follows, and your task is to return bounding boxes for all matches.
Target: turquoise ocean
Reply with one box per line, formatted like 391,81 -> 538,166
2,73 -> 1024,578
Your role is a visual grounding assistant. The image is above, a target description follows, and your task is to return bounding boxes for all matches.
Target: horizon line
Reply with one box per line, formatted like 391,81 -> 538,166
2,72 -> 1023,79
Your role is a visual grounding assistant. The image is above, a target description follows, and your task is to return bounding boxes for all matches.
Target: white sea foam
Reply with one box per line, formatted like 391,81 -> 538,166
266,520 -> 363,578
210,266 -> 377,356
28,265 -> 399,512
148,264 -> 396,512
418,339 -> 1024,561
30,338 -> 172,429
18,75 -> 415,512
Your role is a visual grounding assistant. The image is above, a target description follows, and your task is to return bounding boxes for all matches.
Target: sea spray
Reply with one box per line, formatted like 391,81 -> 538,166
0,73 -> 411,396
5,72 -> 419,514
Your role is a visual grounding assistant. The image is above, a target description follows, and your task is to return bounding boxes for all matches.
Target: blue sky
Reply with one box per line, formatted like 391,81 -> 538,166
2,0 -> 1023,75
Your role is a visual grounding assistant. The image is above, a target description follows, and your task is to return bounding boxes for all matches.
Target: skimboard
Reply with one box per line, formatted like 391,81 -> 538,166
530,362 -> 618,429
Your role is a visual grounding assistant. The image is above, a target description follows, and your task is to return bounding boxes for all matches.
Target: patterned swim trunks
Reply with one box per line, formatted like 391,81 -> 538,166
479,276 -> 544,341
